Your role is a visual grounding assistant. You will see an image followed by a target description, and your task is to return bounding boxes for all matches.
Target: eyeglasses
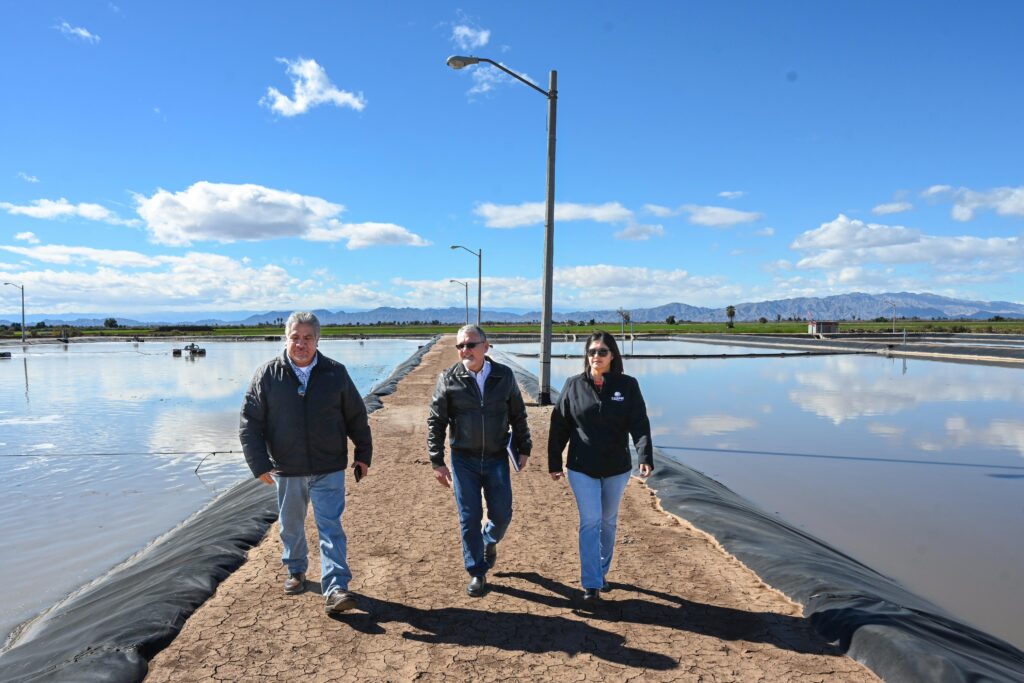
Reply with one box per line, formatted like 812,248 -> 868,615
455,341 -> 483,350
587,347 -> 611,357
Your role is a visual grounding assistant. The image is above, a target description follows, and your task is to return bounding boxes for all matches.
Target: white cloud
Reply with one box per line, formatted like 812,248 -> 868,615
452,25 -> 490,50
55,21 -> 100,44
643,203 -> 674,217
134,181 -> 428,248
614,223 -> 664,241
921,184 -> 953,197
683,204 -> 762,228
554,264 -> 742,308
136,182 -> 339,245
0,198 -> 139,226
306,222 -> 430,249
474,201 -> 633,228
948,186 -> 1024,222
685,414 -> 757,436
872,201 -> 913,215
17,172 -> 39,183
791,213 -> 1024,271
792,214 -> 918,250
260,57 -> 366,117
0,244 -> 159,268
718,191 -> 745,200
14,232 -> 40,244
755,227 -> 775,236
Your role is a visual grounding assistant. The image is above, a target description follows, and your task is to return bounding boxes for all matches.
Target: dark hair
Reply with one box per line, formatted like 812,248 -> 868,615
583,330 -> 624,374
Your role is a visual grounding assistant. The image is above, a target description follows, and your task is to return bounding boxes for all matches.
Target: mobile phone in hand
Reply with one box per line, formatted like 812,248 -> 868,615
353,464 -> 363,482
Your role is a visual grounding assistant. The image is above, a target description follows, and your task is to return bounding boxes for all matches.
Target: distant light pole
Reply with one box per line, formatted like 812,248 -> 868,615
450,245 -> 482,326
449,279 -> 470,327
447,54 -> 557,405
3,281 -> 25,342
884,299 -> 897,334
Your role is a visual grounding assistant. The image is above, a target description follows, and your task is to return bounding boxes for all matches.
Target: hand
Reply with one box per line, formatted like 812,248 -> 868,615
549,470 -> 564,481
517,454 -> 529,470
639,464 -> 652,478
257,470 -> 279,485
353,461 -> 369,482
433,465 -> 452,488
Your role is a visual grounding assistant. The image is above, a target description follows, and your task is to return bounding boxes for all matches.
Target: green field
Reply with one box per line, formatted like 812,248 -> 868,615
5,318 -> 1024,340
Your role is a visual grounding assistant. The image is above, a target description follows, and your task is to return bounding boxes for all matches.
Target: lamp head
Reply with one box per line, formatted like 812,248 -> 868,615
446,55 -> 480,70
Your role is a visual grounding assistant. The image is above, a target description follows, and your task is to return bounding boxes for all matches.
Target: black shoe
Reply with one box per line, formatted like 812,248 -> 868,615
582,588 -> 601,603
601,580 -> 611,592
484,542 -> 497,568
467,575 -> 487,597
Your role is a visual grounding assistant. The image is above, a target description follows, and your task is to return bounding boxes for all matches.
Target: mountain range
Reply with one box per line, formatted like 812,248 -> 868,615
3,292 -> 1023,328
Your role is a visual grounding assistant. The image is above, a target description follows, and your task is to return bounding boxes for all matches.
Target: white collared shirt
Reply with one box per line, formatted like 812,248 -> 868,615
468,359 -> 491,398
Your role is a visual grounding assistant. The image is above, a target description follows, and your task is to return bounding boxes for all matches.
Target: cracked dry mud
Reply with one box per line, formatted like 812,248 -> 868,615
146,337 -> 879,682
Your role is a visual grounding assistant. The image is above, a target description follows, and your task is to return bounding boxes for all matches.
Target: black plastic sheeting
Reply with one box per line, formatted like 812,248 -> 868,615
648,452 -> 1024,682
494,349 -> 1024,682
0,337 -> 439,683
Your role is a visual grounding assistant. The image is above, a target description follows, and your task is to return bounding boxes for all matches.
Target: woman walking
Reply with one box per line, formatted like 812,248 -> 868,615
548,331 -> 653,603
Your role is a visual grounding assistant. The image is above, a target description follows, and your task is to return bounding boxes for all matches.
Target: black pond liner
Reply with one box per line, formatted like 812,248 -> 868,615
492,349 -> 1024,683
0,337 -> 439,683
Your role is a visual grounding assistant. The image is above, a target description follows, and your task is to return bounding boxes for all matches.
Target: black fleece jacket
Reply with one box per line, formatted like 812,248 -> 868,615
548,372 -> 653,478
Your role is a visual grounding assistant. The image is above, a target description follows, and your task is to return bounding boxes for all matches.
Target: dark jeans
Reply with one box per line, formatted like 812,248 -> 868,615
451,454 -> 513,577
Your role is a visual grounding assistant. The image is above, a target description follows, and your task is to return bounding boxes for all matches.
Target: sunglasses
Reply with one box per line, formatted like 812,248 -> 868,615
455,341 -> 483,350
587,347 -> 611,357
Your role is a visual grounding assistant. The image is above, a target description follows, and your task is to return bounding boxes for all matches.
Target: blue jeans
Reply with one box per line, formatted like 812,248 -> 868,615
567,469 -> 631,590
275,469 -> 350,596
451,454 -> 513,577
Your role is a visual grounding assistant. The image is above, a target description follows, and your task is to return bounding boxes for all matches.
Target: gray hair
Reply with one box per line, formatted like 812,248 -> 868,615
286,311 -> 321,337
457,324 -> 487,341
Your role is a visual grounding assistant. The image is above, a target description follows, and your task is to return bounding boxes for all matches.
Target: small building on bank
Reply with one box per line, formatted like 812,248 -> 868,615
808,320 -> 840,334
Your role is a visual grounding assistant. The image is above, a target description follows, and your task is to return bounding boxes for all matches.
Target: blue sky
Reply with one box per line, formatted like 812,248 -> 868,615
2,2 -> 1023,318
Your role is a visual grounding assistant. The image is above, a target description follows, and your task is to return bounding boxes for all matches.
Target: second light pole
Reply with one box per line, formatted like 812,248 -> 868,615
447,55 -> 557,405
449,279 -> 470,326
3,281 -> 25,343
450,244 -> 481,326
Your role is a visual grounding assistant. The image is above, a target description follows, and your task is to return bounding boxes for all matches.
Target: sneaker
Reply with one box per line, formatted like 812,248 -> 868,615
283,572 -> 306,595
325,590 -> 357,614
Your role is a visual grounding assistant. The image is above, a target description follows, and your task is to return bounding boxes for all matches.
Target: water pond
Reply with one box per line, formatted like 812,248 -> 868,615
0,339 -> 422,644
495,339 -> 1024,650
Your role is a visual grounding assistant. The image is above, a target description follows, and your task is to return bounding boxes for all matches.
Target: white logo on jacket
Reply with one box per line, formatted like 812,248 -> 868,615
611,391 -> 624,402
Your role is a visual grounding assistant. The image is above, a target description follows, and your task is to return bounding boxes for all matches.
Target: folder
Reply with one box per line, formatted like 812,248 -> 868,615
506,430 -> 521,472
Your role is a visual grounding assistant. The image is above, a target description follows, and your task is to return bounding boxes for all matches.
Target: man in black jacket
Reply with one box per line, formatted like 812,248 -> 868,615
240,311 -> 372,614
428,325 -> 532,597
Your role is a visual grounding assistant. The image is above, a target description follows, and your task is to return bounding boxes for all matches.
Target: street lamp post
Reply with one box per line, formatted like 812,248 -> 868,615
884,299 -> 897,334
449,279 -> 470,326
450,245 -> 482,326
447,55 -> 557,406
3,282 -> 25,342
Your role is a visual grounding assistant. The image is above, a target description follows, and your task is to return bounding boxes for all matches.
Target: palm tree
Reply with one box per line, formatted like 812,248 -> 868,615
726,305 -> 736,328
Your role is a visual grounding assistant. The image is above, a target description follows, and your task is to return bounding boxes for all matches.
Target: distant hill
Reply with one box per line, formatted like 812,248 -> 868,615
4,292 -> 1023,328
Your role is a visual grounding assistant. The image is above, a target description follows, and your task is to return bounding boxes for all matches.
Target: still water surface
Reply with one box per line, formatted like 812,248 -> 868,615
0,339 -> 421,644
496,340 -> 1024,650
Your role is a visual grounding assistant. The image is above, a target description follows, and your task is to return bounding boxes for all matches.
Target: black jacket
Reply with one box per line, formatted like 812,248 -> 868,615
427,358 -> 532,468
548,372 -> 653,478
240,350 -> 372,478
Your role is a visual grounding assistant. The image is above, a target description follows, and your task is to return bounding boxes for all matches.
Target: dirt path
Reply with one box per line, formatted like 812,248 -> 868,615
147,337 -> 878,682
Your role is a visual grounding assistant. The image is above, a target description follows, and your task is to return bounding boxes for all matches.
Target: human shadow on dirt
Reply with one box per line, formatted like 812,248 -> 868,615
329,593 -> 676,669
491,571 -> 848,657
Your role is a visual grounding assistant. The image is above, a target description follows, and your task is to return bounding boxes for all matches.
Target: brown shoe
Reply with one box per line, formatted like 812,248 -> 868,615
325,590 -> 357,614
283,572 -> 306,595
